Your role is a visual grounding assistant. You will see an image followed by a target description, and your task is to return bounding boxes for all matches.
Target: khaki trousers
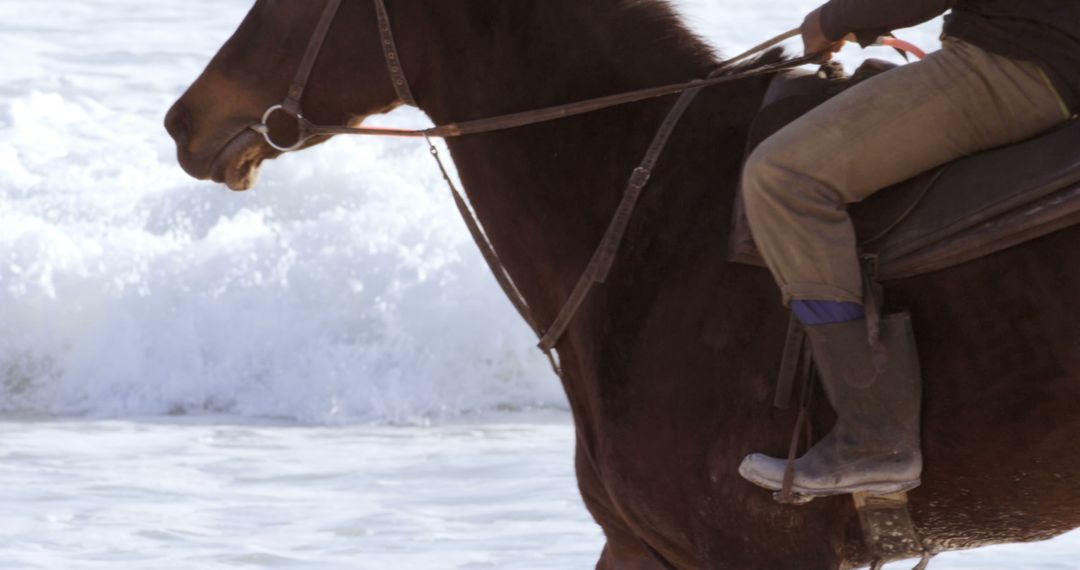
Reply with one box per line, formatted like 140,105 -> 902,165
742,38 -> 1071,306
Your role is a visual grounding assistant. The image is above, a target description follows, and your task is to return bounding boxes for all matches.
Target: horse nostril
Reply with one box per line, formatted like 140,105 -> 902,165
165,103 -> 191,146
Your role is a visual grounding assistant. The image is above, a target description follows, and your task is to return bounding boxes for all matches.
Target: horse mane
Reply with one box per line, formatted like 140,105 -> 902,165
609,0 -> 718,64
424,0 -> 788,122
592,0 -> 789,75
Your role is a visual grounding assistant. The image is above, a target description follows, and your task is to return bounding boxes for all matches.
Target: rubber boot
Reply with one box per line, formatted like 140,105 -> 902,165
739,312 -> 923,498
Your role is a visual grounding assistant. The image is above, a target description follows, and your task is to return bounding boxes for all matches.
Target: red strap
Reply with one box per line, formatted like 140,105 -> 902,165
846,34 -> 929,61
880,37 -> 928,60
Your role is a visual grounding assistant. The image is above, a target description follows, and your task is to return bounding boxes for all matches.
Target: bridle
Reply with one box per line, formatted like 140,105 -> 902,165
250,0 -> 347,152
249,0 -> 812,367
248,0 -> 928,151
252,0 -> 417,151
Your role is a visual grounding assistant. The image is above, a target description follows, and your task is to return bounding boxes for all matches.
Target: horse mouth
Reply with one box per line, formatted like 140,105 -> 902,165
210,129 -> 273,192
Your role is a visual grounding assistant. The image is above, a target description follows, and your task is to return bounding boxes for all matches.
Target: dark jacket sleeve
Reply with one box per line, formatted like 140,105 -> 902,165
820,0 -> 954,44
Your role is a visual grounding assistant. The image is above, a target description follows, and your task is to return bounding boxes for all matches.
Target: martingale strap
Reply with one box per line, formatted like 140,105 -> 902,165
361,5 -> 808,363
254,0 -> 809,371
537,83 -> 705,352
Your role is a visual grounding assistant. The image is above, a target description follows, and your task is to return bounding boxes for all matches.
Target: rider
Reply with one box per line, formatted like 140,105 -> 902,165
738,0 -> 1078,497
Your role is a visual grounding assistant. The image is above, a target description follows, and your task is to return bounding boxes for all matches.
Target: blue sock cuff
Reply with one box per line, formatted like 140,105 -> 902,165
791,300 -> 865,326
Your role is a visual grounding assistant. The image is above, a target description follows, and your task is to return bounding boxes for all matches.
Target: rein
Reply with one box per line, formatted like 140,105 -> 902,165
264,59 -> 805,143
252,0 -> 810,374
254,24 -> 807,149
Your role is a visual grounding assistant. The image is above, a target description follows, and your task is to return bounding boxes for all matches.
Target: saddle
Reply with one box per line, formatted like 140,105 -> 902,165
729,62 -> 1080,280
726,64 -> 1079,568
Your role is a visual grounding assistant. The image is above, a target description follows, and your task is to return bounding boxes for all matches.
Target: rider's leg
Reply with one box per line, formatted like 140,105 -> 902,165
745,37 -> 1068,310
737,37 -> 1069,497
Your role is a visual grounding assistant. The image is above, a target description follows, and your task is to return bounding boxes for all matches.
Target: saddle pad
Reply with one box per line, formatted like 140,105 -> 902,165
730,69 -> 1080,281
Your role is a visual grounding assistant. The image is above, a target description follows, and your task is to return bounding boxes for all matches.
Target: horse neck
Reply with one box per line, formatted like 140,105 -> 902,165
402,0 -> 737,317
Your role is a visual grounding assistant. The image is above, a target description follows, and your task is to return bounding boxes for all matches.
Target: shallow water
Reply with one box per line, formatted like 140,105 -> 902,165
0,416 -> 599,569
1,417 -> 1078,569
1,0 -> 1077,568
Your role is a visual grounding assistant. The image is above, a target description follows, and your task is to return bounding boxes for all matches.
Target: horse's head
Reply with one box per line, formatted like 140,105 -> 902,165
165,0 -> 426,191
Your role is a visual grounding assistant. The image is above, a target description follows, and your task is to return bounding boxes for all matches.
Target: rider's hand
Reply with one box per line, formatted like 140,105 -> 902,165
801,6 -> 845,62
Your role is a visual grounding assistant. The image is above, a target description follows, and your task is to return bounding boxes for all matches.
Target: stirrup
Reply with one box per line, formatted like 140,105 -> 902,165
857,492 -> 935,570
871,550 -> 933,570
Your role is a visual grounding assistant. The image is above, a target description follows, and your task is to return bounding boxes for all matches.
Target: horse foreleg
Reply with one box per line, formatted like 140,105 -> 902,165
597,538 -> 671,570
575,445 -> 675,569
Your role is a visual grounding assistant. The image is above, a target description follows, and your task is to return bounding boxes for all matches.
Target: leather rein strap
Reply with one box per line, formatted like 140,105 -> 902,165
373,0 -> 417,107
304,57 -> 809,140
254,0 -> 808,368
285,0 -> 343,115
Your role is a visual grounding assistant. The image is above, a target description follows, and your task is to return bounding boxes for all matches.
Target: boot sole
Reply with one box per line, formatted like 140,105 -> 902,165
739,452 -> 924,499
745,475 -> 922,499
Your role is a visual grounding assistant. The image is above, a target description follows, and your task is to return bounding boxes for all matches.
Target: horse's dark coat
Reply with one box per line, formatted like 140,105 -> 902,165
166,1 -> 1080,567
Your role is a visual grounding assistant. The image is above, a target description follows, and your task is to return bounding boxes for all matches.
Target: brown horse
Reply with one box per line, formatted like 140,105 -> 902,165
165,1 -> 1080,567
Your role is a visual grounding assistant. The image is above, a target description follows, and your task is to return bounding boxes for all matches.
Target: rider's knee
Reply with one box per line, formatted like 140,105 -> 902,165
741,141 -> 787,216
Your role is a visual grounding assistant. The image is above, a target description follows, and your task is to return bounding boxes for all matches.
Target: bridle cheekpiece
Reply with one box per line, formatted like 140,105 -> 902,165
252,0 -> 416,152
